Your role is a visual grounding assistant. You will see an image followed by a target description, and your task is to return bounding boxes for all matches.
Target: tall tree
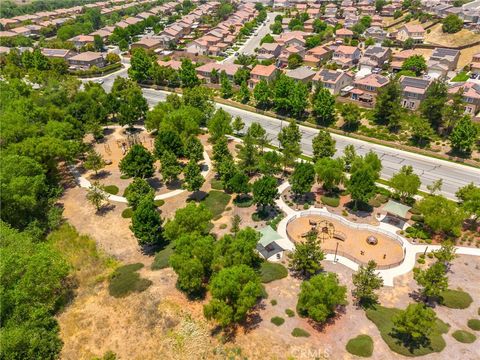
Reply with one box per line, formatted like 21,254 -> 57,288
86,181 -> 108,212
207,108 -> 232,143
401,55 -> 427,76
183,160 -> 205,197
342,144 -> 357,172
184,135 -> 204,163
296,272 -> 347,324
456,182 -> 480,220
179,59 -> 200,88
392,303 -> 437,346
312,130 -> 336,162
154,128 -> 184,158
220,71 -> 233,99
247,122 -> 268,153
128,48 -> 152,83
253,79 -> 271,109
312,87 -> 336,126
340,103 -> 362,130
449,116 -> 478,155
130,196 -> 163,245
420,79 -> 448,130
258,150 -> 283,177
352,260 -> 384,307
163,203 -> 213,242
417,195 -> 466,235
124,177 -> 154,210
252,176 -> 279,211
390,165 -> 421,202
160,150 -> 181,184
83,149 -> 105,175
442,90 -> 465,134
373,80 -> 402,129
315,157 -> 345,192
232,116 -> 245,135
237,134 -> 259,175
347,159 -> 377,210
288,231 -> 325,278
278,121 -> 301,170
119,144 -> 155,179
290,161 -> 315,198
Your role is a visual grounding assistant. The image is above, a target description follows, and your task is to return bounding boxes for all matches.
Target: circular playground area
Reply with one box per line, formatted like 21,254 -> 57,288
286,215 -> 405,268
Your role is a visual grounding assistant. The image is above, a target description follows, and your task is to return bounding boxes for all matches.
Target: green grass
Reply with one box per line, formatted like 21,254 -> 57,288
108,263 -> 152,298
291,328 -> 310,337
467,319 -> 480,331
151,243 -> 174,270
271,316 -> 285,326
103,185 -> 119,195
365,306 -> 448,357
321,195 -> 340,207
210,179 -> 224,190
451,71 -> 469,82
270,299 -> 277,306
285,309 -> 295,317
440,289 -> 473,309
120,174 -> 131,180
346,335 -> 374,358
452,330 -> 477,343
259,262 -> 288,283
201,190 -> 231,219
121,208 -> 133,218
154,199 -> 165,207
268,213 -> 284,230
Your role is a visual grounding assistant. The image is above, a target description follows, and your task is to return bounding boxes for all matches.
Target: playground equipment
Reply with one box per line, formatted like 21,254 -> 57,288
300,219 -> 346,242
366,236 -> 378,245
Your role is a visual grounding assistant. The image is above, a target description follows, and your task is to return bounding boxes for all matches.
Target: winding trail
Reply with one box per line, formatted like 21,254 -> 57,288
275,181 -> 480,286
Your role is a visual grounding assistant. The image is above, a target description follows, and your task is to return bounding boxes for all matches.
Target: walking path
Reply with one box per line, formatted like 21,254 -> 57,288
275,181 -> 480,286
69,125 -> 212,203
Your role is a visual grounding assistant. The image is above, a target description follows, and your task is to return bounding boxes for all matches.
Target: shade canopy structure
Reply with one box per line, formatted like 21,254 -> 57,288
258,226 -> 284,248
383,200 -> 411,219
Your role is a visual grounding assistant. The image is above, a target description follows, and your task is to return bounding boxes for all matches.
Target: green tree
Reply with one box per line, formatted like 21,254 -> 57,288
352,260 -> 384,308
212,136 -> 233,169
233,67 -> 250,85
220,71 -> 233,99
312,88 -> 336,126
124,177 -> 154,210
442,90 -> 465,134
112,79 -> 148,127
290,161 -> 315,197
296,272 -> 347,323
208,108 -> 232,143
232,116 -> 245,135
401,55 -> 427,76
258,151 -> 283,176
417,195 -> 466,235
390,165 -> 421,202
278,121 -> 301,170
93,34 -> 104,51
343,144 -> 357,172
449,116 -> 478,155
442,14 -> 463,33
182,86 -> 214,124
420,79 -> 448,130
203,265 -> 263,327
340,103 -> 362,130
119,144 -> 155,178
226,172 -> 250,195
260,33 -> 274,44
128,48 -> 152,83
313,19 -> 327,33
183,160 -> 205,197
315,157 -> 345,192
253,79 -> 271,109
184,135 -> 204,163
433,241 -> 457,267
237,134 -> 259,175
163,203 -> 213,242
238,81 -> 250,104
130,196 -> 163,245
347,159 -> 378,209
84,149 -> 106,175
392,303 -> 437,346
288,53 -> 303,69
410,115 -> 434,147
246,122 -> 268,153
252,176 -> 279,211
288,231 -> 325,278
312,130 -> 336,161
160,150 -> 181,184
154,128 -> 184,158
456,183 -> 480,220
373,80 -> 402,129
179,59 -> 200,88
86,181 -> 108,212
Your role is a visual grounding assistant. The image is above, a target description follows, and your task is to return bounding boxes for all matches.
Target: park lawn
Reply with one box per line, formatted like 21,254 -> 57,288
366,306 -> 449,357
452,330 -> 477,343
259,262 -> 288,283
108,263 -> 152,298
151,242 -> 174,270
440,289 -> 473,309
346,334 -> 374,358
201,190 -> 231,219
451,71 -> 469,82
103,185 -> 119,195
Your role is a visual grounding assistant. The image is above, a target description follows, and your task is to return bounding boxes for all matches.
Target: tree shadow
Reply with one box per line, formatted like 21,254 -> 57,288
242,302 -> 265,334
390,329 -> 432,354
187,190 -> 208,202
147,177 -> 163,191
96,203 -> 116,216
308,305 -> 346,333
102,127 -> 115,137
90,170 -> 112,180
166,178 -> 182,190
345,201 -> 373,217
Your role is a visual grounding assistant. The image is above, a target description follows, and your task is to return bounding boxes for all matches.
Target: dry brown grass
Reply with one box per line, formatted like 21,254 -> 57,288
425,23 -> 480,47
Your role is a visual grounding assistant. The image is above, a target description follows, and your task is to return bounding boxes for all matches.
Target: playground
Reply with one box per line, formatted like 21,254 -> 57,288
286,215 -> 404,268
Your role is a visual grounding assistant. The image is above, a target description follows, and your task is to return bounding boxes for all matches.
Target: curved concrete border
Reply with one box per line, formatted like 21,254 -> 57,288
70,125 -> 211,203
275,181 -> 480,286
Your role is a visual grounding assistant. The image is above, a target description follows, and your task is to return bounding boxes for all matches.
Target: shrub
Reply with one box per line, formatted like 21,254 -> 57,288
452,330 -> 477,343
321,195 -> 340,207
291,328 -> 310,337
104,185 -> 119,195
440,289 -> 473,309
269,213 -> 285,230
108,263 -> 152,298
368,197 -> 382,208
417,258 -> 425,264
260,262 -> 288,283
411,214 -> 424,222
271,299 -> 277,306
467,319 -> 480,331
154,199 -> 165,207
120,174 -> 131,180
121,208 -> 133,218
151,243 -> 174,270
346,335 -> 374,358
271,316 -> 285,326
285,309 -> 295,317
219,223 -> 227,229
234,195 -> 254,208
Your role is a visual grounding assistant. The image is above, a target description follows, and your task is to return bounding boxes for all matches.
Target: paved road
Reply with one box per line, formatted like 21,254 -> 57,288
86,69 -> 480,200
222,11 -> 278,64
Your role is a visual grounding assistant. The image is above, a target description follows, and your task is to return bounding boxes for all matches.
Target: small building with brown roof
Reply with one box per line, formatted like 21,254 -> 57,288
69,35 -> 95,49
248,64 -> 278,88
41,48 -> 76,60
313,69 -> 353,94
68,51 -> 105,70
398,75 -> 432,110
335,28 -> 354,40
350,74 -> 390,105
285,66 -> 316,83
332,45 -> 361,68
131,37 -> 162,51
448,82 -> 480,118
396,23 -> 425,43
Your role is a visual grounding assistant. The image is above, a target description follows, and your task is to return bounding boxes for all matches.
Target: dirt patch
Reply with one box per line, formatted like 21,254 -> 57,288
425,24 -> 480,47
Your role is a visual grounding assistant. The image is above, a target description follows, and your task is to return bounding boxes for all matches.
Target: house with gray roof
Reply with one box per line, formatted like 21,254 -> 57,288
312,69 -> 353,94
427,48 -> 460,78
399,75 -> 432,110
359,45 -> 391,71
285,66 -> 316,83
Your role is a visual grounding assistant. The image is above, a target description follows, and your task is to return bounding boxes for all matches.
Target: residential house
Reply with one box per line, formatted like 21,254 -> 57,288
427,48 -> 460,78
68,51 -> 105,70
335,28 -> 354,41
276,31 -> 309,47
279,45 -> 306,67
131,37 -> 162,51
381,3 -> 400,16
448,82 -> 480,117
396,24 -> 425,43
41,48 -> 76,60
303,45 -> 332,67
248,64 -> 278,88
350,74 -> 389,105
359,45 -> 391,71
285,66 -> 316,83
312,69 -> 353,94
470,52 -> 480,75
0,18 -> 20,29
256,43 -> 282,61
399,75 -> 432,109
390,49 -> 417,71
364,26 -> 388,42
0,31 -> 17,38
332,45 -> 361,68
195,63 -> 240,83
69,35 -> 95,49
157,59 -> 182,70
